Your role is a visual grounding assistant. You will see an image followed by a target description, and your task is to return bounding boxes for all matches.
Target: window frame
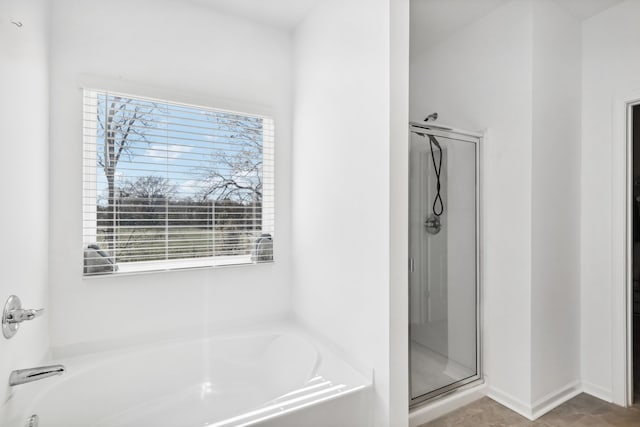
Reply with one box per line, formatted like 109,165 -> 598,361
81,88 -> 276,276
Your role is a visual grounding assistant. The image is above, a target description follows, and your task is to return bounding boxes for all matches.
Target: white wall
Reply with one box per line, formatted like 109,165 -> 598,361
581,0 -> 640,402
410,0 -> 535,407
0,0 -> 50,405
530,0 -> 582,405
410,0 -> 582,416
48,0 -> 293,348
292,0 -> 400,425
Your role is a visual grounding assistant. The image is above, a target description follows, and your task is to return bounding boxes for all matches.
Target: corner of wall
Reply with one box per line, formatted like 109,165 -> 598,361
0,0 -> 52,406
529,0 -> 582,405
389,0 -> 410,425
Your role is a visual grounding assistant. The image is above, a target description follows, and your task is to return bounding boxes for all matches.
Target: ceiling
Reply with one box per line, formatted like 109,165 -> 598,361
553,0 -> 625,19
183,0 -> 625,38
187,0 -> 319,29
410,0 -> 509,57
410,0 -> 625,57
182,0 -> 625,45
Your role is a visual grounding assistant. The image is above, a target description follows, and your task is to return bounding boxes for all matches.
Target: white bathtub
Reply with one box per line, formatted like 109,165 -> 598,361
1,324 -> 371,427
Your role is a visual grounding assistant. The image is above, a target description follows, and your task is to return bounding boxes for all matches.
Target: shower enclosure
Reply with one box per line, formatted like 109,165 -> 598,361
409,121 -> 481,406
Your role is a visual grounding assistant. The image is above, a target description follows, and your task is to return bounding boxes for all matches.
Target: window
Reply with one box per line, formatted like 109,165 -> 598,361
82,90 -> 274,276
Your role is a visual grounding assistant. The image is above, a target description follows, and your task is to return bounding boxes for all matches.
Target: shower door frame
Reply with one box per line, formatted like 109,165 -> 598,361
408,123 -> 484,408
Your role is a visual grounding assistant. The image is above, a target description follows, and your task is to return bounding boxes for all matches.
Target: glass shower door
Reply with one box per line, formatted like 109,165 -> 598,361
409,126 -> 480,405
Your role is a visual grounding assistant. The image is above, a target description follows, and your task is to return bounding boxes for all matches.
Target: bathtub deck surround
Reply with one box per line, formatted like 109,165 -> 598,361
0,322 -> 372,427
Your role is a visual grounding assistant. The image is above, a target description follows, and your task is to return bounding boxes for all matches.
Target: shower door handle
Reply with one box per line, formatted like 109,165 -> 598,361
409,258 -> 415,273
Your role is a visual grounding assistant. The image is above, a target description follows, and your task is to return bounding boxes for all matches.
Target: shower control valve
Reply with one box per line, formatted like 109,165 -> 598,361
424,214 -> 442,235
2,295 -> 45,339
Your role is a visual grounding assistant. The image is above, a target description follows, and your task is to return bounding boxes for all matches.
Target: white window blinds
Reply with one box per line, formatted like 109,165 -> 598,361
82,89 -> 274,276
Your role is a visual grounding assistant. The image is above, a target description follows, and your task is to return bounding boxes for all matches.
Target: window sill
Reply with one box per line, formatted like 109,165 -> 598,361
84,254 -> 273,278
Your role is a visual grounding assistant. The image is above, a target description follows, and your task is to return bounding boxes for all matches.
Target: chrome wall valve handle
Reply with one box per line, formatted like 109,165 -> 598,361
2,296 -> 45,339
6,308 -> 45,324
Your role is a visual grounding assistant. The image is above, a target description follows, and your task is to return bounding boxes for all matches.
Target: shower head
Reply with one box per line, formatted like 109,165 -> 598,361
424,112 -> 438,122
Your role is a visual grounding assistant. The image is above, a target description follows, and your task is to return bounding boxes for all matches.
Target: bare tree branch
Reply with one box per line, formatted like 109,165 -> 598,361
97,95 -> 157,251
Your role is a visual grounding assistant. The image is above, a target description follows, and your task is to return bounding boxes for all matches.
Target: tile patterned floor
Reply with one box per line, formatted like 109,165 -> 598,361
420,394 -> 640,427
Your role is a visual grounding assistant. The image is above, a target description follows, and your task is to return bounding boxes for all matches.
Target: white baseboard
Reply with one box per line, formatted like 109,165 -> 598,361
486,386 -> 533,419
487,380 -> 582,421
409,381 -> 487,427
409,379 -> 611,425
581,381 -> 613,403
531,381 -> 582,419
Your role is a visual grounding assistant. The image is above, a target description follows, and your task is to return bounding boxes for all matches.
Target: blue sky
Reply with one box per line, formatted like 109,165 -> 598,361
93,93 -> 267,206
